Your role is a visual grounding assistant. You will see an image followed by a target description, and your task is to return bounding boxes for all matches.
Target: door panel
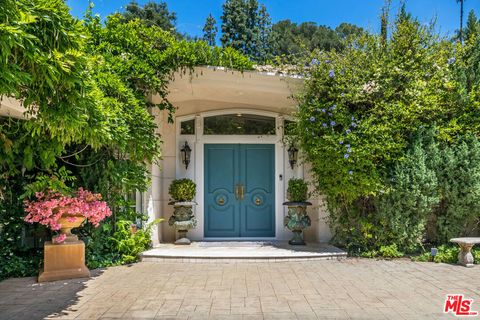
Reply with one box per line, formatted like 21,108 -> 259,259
204,144 -> 275,238
240,145 -> 275,237
204,145 -> 240,237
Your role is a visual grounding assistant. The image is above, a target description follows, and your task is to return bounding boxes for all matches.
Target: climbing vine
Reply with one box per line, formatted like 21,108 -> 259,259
0,0 -> 253,279
295,6 -> 480,253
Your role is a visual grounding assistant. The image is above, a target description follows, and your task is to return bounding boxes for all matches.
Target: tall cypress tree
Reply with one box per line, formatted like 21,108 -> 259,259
380,0 -> 391,47
202,14 -> 218,46
221,0 -> 248,52
254,4 -> 272,63
456,0 -> 466,42
465,10 -> 479,42
220,0 -> 272,63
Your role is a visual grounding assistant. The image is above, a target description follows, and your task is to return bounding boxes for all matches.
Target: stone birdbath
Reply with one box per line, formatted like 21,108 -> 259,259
450,238 -> 480,267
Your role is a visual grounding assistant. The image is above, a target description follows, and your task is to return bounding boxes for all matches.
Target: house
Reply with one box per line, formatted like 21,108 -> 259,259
141,66 -> 332,244
0,66 -> 333,245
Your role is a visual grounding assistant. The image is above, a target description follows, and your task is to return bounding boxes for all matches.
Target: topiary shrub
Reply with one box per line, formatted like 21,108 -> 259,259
286,178 -> 308,202
169,179 -> 196,202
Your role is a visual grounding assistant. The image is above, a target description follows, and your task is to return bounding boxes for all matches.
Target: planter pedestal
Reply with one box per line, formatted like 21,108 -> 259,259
289,230 -> 306,245
38,240 -> 90,282
175,230 -> 191,245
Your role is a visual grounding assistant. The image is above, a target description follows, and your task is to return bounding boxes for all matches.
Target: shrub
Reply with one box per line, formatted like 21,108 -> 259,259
379,244 -> 404,258
169,179 -> 196,202
374,128 -> 439,252
286,179 -> 308,202
434,136 -> 480,243
411,245 -> 463,264
110,218 -> 163,264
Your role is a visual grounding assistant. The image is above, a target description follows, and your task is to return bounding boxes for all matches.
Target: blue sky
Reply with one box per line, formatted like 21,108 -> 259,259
67,0 -> 478,39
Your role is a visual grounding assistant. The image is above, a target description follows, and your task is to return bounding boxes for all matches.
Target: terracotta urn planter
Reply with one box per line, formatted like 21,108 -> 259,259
23,188 -> 112,282
58,215 -> 86,243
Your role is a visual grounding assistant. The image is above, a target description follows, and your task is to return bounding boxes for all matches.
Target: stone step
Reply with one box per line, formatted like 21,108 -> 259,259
141,241 -> 347,263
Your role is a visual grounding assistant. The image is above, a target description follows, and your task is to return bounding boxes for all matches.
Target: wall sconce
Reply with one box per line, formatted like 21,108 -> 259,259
180,141 -> 192,170
288,144 -> 298,169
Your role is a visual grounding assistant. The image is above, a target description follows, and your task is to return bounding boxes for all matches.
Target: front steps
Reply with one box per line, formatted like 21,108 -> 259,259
141,241 -> 347,263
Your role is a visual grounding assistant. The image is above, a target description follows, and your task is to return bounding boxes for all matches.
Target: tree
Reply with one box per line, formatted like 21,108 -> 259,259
270,20 -> 360,61
380,0 -> 391,46
253,4 -> 272,63
456,0 -> 466,42
202,14 -> 217,46
465,10 -> 479,42
335,23 -> 365,40
122,1 -> 177,35
220,0 -> 272,63
221,0 -> 248,52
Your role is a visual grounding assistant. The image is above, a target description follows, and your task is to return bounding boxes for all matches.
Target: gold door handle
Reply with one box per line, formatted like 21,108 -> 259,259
235,184 -> 240,200
255,197 -> 261,205
235,184 -> 245,200
217,197 -> 225,206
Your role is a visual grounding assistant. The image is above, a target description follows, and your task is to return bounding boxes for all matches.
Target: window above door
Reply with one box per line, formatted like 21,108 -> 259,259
203,113 -> 276,135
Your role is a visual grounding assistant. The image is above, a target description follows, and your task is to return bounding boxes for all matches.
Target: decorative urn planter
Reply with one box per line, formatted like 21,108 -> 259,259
58,215 -> 86,243
23,188 -> 112,282
168,178 -> 197,245
168,201 -> 197,245
283,202 -> 312,245
283,178 -> 312,245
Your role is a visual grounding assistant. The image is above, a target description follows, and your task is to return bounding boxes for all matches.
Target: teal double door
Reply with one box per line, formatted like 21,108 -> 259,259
204,144 -> 275,238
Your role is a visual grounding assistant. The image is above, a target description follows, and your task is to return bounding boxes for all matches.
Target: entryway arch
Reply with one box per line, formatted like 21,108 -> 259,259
175,109 -> 302,240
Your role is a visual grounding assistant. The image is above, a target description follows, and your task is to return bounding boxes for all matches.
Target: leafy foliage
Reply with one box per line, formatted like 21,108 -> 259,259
0,0 -> 253,279
110,218 -> 162,264
121,1 -> 178,36
374,129 -> 439,252
434,136 -> 480,243
411,245 -> 461,264
169,179 -> 197,202
271,21 -> 364,63
286,179 -> 308,202
295,6 -> 480,254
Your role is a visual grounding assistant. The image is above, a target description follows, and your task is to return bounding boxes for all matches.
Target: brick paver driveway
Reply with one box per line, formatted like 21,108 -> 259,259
0,258 -> 478,319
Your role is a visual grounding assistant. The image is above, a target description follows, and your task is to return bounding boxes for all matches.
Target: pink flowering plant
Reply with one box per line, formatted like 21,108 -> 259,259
24,188 -> 112,232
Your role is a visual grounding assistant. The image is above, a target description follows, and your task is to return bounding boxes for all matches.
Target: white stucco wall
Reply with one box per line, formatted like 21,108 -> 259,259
143,67 -> 333,244
144,110 -> 333,244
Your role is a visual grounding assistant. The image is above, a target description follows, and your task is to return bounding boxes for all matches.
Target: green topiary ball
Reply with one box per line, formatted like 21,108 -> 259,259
287,178 -> 308,202
169,179 -> 196,202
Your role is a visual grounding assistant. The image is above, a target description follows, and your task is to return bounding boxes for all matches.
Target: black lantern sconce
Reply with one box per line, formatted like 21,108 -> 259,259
180,141 -> 192,169
288,144 -> 298,169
